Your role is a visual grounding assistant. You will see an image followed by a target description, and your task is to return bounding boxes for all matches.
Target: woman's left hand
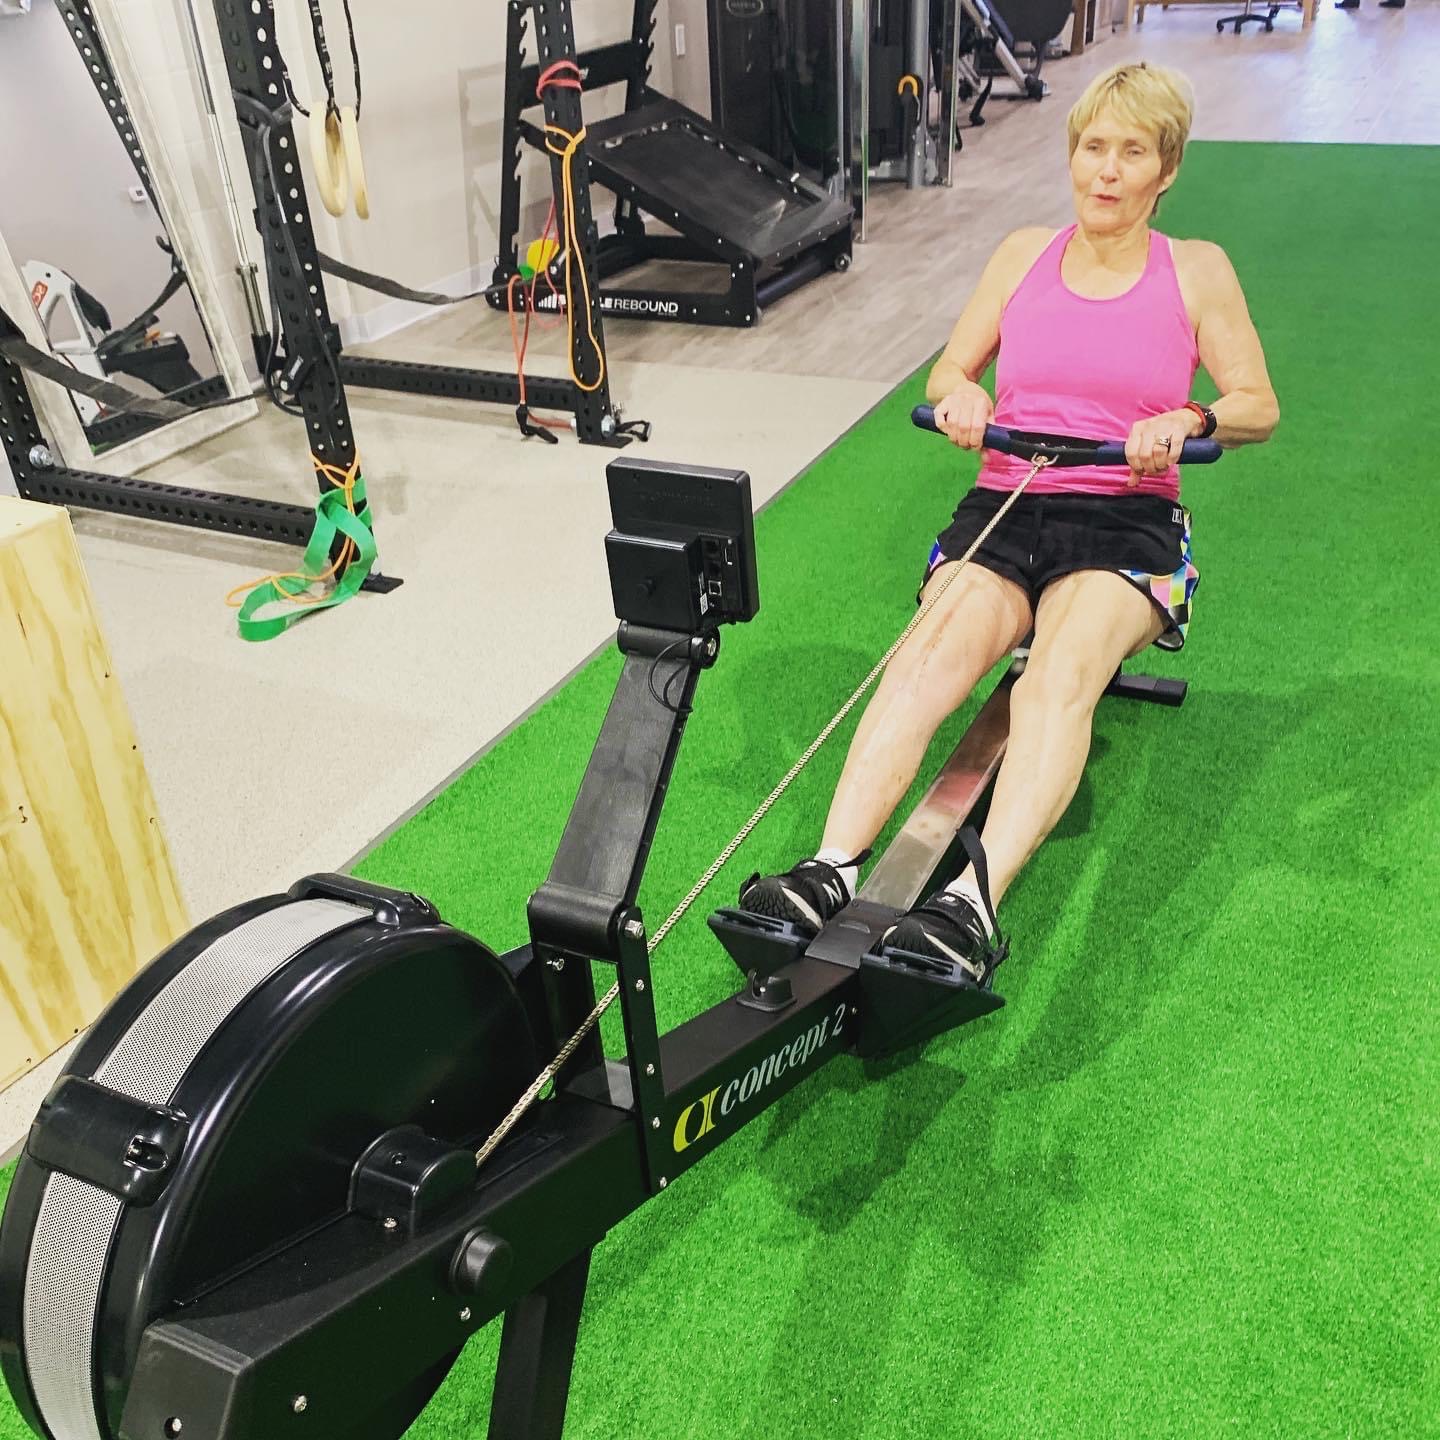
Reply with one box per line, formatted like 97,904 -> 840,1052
1125,409 -> 1204,484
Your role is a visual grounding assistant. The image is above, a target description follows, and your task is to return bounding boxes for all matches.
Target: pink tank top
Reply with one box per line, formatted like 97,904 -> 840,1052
978,224 -> 1199,500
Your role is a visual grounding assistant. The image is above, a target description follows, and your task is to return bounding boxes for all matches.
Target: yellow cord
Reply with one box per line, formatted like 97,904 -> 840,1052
543,122 -> 606,394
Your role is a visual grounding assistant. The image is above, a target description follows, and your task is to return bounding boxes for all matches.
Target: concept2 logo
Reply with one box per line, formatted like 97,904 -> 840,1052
672,1002 -> 847,1153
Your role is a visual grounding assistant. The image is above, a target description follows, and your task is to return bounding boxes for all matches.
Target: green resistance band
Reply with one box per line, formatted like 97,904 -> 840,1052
236,476 -> 377,642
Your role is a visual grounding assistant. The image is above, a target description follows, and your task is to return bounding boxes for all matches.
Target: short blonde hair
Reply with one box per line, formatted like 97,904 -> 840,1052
1067,62 -> 1195,179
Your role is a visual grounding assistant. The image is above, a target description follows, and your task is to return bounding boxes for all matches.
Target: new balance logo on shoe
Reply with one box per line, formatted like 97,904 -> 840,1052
779,884 -> 824,930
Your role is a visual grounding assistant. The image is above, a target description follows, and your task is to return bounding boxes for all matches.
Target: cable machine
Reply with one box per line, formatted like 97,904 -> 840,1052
709,0 -> 1050,241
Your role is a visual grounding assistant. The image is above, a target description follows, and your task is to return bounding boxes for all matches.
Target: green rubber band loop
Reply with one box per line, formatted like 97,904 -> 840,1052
236,476 -> 377,642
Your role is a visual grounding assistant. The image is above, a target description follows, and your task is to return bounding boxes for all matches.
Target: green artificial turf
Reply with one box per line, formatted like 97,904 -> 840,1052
4,142 -> 1437,1439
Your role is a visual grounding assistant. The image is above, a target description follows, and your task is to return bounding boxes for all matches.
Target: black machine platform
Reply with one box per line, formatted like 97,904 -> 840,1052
535,96 -> 853,327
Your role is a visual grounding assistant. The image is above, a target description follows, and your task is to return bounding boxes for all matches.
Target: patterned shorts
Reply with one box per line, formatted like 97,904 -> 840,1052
921,487 -> 1201,651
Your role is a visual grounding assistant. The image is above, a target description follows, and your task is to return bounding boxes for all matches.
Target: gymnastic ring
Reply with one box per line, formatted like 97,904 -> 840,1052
339,104 -> 369,220
309,102 -> 348,217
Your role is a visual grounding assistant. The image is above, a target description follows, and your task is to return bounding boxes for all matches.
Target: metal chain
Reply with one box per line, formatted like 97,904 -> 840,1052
475,453 -> 1054,1172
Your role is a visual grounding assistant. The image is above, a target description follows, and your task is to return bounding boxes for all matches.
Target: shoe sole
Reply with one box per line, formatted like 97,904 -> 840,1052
880,919 -> 991,986
739,882 -> 824,934
882,919 -> 971,967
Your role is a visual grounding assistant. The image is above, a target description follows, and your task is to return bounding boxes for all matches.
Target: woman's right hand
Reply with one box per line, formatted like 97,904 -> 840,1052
931,381 -> 993,451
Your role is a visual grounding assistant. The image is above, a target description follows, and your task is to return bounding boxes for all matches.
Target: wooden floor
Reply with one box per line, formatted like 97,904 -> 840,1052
3,0 -> 1437,1155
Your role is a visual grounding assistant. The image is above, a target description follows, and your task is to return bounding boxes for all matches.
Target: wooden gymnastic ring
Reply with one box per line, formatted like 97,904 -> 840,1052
309,103 -> 348,217
339,105 -> 369,220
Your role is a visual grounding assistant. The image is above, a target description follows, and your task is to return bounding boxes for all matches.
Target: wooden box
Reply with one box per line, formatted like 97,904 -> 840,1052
0,497 -> 188,1088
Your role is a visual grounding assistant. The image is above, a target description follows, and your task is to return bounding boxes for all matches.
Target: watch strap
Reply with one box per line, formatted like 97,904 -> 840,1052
1184,400 -> 1217,438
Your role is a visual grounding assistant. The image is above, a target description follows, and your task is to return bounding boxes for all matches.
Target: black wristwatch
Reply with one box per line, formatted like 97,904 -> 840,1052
1184,401 -> 1218,439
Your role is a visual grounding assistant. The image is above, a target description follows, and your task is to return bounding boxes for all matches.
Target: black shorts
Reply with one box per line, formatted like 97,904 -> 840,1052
919,487 -> 1200,651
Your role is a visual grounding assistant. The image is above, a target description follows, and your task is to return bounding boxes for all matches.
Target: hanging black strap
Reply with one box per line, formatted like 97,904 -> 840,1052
300,0 -> 362,117
314,251 -> 504,307
304,0 -> 339,109
0,328 -> 190,420
96,243 -> 189,361
0,302 -> 254,422
263,0 -> 308,115
339,0 -> 362,118
956,825 -> 1001,938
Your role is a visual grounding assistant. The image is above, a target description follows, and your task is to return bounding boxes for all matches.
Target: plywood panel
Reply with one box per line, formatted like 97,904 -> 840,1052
0,496 -> 188,1087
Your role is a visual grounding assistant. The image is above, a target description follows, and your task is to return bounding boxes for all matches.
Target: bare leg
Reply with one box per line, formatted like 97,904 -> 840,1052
819,562 -> 1032,858
977,570 -> 1165,905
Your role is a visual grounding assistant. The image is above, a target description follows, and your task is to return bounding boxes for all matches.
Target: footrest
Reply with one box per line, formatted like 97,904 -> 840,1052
708,907 -> 809,980
855,944 -> 1004,1058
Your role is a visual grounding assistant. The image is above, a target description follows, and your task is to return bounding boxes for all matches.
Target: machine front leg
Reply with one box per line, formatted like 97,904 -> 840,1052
488,1250 -> 594,1440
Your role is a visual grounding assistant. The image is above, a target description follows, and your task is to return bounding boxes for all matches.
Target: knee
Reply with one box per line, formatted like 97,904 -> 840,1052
884,623 -> 954,702
875,661 -> 956,738
900,647 -> 991,724
871,646 -> 966,740
1011,657 -> 1105,718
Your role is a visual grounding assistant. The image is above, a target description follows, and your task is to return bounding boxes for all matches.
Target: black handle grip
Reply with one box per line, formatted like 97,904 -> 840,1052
910,404 -> 1222,466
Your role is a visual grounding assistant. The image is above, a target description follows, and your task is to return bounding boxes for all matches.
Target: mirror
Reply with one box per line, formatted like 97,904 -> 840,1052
0,0 -> 225,455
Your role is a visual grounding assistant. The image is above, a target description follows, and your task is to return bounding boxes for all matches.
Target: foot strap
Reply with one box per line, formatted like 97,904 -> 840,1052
957,826 -> 1002,940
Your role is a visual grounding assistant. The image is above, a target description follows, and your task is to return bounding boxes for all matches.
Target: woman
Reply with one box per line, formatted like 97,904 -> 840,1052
739,61 -> 1279,980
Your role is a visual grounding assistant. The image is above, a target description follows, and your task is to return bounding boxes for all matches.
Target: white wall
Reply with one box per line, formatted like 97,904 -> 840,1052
666,0 -> 712,116
0,0 -> 216,381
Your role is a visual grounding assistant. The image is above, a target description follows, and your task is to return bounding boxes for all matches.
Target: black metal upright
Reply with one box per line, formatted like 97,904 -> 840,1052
499,0 -> 660,273
497,2 -> 532,295
54,2 -> 163,216
526,0 -> 622,442
623,0 -> 657,117
213,1 -> 362,496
